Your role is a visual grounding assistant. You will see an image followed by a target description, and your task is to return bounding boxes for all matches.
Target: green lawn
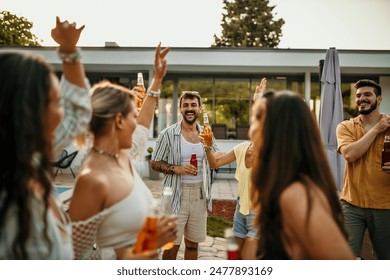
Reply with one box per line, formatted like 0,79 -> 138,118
207,216 -> 233,238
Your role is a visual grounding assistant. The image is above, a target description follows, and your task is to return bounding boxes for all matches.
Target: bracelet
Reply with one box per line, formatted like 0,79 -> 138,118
146,88 -> 161,97
57,47 -> 82,63
204,146 -> 212,152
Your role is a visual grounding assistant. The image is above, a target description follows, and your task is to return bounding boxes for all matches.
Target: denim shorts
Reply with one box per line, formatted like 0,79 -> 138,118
233,198 -> 258,239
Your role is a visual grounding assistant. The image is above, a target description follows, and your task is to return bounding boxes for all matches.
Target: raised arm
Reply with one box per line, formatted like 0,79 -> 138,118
253,77 -> 267,102
337,114 -> 390,162
51,16 -> 86,89
52,17 -> 92,154
128,43 -> 170,159
204,148 -> 236,169
137,43 -> 170,129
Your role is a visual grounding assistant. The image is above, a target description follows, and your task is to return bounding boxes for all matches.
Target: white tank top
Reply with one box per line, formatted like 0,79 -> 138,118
181,135 -> 204,183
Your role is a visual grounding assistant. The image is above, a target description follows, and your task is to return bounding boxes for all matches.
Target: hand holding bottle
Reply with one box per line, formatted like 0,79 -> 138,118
129,85 -> 146,101
201,112 -> 213,148
120,247 -> 158,260
199,131 -> 214,149
135,73 -> 147,109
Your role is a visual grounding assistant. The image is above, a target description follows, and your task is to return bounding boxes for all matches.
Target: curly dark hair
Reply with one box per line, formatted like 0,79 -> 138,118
251,91 -> 348,259
0,52 -> 54,259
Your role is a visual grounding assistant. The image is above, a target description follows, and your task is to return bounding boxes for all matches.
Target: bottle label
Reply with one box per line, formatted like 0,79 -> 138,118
203,113 -> 209,124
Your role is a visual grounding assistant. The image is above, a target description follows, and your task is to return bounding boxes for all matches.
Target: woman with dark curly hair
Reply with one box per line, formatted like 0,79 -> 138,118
0,17 -> 91,259
249,91 -> 354,260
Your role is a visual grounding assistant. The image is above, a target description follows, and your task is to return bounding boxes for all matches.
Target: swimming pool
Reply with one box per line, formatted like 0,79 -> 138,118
55,186 -> 72,194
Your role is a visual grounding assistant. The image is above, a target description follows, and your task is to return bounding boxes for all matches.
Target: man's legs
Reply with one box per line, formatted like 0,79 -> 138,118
183,183 -> 207,260
367,208 -> 390,259
162,245 -> 180,260
341,201 -> 367,257
184,238 -> 198,260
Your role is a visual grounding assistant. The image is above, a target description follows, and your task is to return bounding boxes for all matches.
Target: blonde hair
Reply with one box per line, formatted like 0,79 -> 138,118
89,80 -> 134,137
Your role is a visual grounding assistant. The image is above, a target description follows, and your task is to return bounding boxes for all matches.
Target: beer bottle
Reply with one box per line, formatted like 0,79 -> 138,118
203,112 -> 213,148
133,198 -> 159,254
224,228 -> 238,260
136,72 -> 147,110
190,153 -> 198,176
382,135 -> 390,171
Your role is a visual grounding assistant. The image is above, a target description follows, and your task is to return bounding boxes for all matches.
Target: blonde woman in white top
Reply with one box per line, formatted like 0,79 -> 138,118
68,44 -> 177,259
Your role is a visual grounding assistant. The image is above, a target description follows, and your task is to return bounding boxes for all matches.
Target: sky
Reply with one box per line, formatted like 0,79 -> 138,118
2,0 -> 390,50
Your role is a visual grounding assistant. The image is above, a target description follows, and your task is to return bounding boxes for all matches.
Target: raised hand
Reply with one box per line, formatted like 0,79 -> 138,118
51,16 -> 85,53
253,77 -> 267,101
154,42 -> 170,81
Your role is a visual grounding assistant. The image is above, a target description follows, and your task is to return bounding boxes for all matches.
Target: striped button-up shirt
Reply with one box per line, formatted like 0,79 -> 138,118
152,121 -> 218,214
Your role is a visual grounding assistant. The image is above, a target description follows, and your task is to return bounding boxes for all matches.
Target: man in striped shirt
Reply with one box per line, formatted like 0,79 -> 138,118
151,91 -> 219,260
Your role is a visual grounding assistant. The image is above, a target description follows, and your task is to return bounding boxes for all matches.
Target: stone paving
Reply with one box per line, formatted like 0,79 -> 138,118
54,173 -> 238,260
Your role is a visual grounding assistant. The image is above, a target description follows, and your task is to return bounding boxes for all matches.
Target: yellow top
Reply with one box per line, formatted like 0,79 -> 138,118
233,141 -> 252,215
337,115 -> 390,209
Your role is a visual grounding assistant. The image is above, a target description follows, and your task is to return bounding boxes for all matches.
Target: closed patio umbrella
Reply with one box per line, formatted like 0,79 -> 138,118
319,47 -> 345,191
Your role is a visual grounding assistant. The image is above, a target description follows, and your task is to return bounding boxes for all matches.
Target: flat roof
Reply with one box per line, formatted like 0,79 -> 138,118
2,46 -> 390,75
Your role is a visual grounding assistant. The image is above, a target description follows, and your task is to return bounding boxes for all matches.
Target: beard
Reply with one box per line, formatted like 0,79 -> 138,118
182,110 -> 198,125
357,98 -> 378,115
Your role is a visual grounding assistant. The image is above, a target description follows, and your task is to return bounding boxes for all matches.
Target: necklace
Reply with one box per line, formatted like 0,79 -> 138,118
91,146 -> 119,159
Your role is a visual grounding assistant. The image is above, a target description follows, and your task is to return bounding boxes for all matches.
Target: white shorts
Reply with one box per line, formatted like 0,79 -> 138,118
175,182 -> 207,245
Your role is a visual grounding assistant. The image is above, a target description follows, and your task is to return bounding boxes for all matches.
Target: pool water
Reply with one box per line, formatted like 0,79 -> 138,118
55,187 -> 72,194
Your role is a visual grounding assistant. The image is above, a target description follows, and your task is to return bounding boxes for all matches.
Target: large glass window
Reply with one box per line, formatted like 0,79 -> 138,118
311,74 -> 379,122
214,79 -> 251,139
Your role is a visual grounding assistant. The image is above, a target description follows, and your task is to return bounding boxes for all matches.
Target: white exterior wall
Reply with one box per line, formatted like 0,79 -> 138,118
380,76 -> 390,114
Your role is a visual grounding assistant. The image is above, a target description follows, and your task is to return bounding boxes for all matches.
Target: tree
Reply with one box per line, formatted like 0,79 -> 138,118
213,0 -> 285,48
0,11 -> 41,46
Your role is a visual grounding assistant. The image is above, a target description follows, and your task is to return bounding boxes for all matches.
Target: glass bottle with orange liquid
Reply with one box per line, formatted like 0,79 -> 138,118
135,72 -> 147,110
160,187 -> 175,250
202,112 -> 213,148
133,199 -> 159,254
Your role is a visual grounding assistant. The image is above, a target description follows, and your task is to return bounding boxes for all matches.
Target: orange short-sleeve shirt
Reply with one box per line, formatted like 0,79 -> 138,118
336,115 -> 390,209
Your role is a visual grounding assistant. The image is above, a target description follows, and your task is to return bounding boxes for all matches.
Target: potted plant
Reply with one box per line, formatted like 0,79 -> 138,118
145,147 -> 160,180
145,146 -> 153,161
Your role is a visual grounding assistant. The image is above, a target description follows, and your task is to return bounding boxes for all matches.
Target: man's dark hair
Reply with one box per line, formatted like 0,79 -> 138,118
179,91 -> 202,107
354,79 -> 381,96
